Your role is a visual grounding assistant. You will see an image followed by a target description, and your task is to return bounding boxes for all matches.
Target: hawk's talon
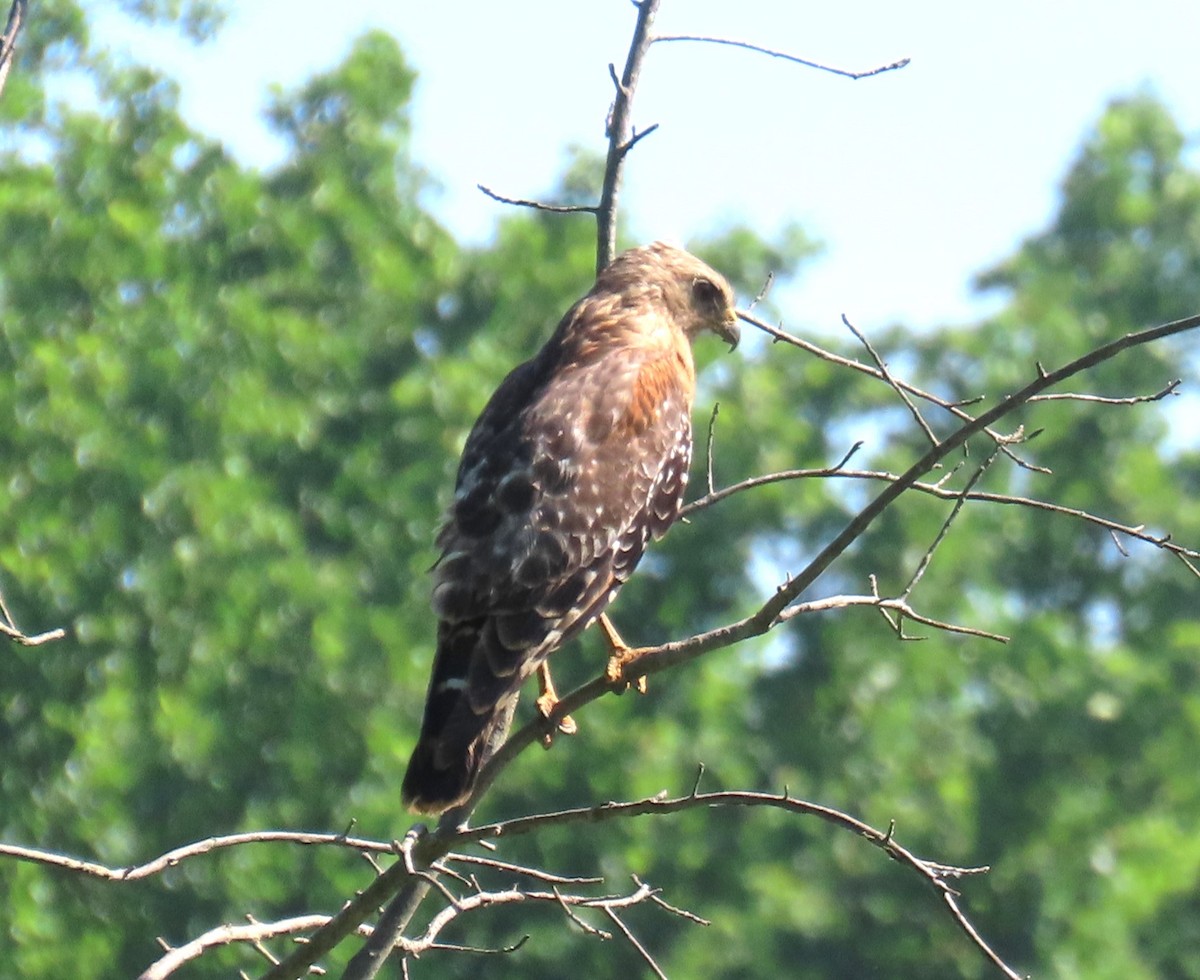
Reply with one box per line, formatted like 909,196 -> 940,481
599,613 -> 649,695
536,662 -> 577,744
603,648 -> 649,695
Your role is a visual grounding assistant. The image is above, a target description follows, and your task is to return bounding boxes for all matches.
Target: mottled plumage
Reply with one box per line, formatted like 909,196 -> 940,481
402,242 -> 739,815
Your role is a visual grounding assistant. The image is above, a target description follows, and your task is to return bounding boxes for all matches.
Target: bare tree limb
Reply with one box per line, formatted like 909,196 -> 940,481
703,402 -> 719,496
0,618 -> 66,646
402,878 -> 673,958
477,183 -> 598,215
139,914 -> 362,980
0,830 -> 395,881
1027,378 -> 1181,404
443,852 -> 604,886
775,592 -> 1009,643
454,785 -> 1020,979
0,573 -> 66,646
683,466 -> 1200,562
595,0 -> 661,272
652,33 -> 910,80
0,0 -> 26,100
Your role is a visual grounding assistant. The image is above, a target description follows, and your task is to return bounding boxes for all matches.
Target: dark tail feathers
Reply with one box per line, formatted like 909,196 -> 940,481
401,684 -> 519,816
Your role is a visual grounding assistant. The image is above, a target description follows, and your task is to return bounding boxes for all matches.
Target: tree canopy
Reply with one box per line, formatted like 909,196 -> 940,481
2,6 -> 1198,979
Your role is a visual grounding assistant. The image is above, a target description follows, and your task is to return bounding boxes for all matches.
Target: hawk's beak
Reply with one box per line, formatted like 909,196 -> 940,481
718,314 -> 741,352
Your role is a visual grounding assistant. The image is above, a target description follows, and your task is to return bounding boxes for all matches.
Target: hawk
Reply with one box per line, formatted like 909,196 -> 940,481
402,242 -> 739,815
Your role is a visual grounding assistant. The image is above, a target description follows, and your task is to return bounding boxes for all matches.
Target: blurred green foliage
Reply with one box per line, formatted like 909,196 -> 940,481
1,6 -> 1199,979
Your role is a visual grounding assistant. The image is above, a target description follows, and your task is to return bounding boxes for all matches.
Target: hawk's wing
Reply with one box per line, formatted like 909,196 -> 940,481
401,318 -> 693,813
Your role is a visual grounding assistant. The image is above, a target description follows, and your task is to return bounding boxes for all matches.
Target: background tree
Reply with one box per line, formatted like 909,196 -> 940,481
2,4 -> 1199,979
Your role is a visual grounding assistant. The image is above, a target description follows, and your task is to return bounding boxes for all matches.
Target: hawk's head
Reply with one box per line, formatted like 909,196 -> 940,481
599,242 -> 740,350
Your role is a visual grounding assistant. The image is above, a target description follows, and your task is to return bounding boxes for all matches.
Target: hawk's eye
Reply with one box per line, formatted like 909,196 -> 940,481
692,277 -> 721,309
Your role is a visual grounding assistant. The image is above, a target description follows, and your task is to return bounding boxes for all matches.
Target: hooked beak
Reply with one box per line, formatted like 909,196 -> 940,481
717,314 -> 741,352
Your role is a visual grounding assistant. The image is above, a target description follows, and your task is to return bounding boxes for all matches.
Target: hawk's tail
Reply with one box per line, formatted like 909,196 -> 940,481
401,621 -> 525,815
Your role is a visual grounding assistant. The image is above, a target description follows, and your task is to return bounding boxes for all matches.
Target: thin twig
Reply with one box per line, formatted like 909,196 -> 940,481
843,313 -> 939,446
425,935 -> 530,955
444,852 -> 604,886
900,445 -> 1001,601
749,270 -> 774,310
477,183 -> 598,215
774,593 -> 1009,644
704,402 -> 719,496
1027,378 -> 1181,404
648,889 -> 711,926
605,907 -> 668,979
554,886 -> 613,940
0,620 -> 66,646
652,33 -> 909,80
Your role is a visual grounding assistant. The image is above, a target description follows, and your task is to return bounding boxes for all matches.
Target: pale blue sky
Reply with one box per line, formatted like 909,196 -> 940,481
98,0 -> 1200,332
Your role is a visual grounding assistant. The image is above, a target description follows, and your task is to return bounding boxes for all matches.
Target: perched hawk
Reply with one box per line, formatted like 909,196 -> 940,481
402,242 -> 739,815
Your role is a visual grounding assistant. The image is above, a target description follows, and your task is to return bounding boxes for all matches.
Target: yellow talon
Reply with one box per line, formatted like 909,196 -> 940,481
598,614 -> 649,694
536,661 -> 577,745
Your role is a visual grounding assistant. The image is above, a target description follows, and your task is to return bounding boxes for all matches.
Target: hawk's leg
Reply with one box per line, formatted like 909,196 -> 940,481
598,614 -> 649,694
535,661 -> 578,744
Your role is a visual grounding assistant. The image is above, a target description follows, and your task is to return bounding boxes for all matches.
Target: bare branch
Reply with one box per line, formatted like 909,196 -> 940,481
334,822 -> 456,980
477,183 -> 598,215
900,445 -> 1001,601
1027,378 -> 1182,404
648,888 -> 711,926
775,592 -> 1009,644
749,270 -> 774,310
444,852 -> 604,886
402,879 -> 671,957
0,830 -> 395,882
0,619 -> 66,646
704,402 -> 719,496
0,0 -> 26,100
0,575 -> 67,646
604,906 -> 668,979
458,785 -> 1020,979
553,885 -> 613,939
680,445 -> 859,518
424,935 -> 530,955
652,33 -> 910,80
685,465 -> 1200,562
843,313 -> 939,446
596,0 -> 661,272
138,915 -> 361,980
